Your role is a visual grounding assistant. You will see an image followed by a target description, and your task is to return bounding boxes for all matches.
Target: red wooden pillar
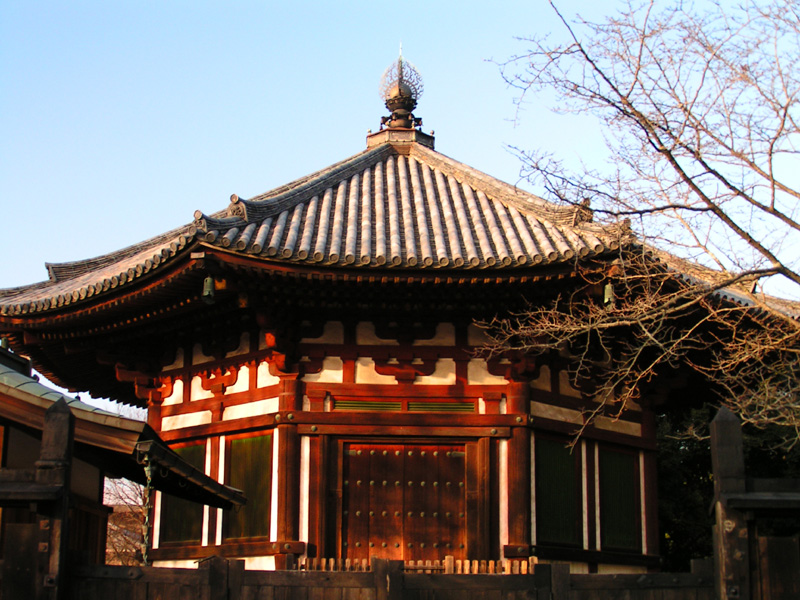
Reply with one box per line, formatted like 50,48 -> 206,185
505,381 -> 531,556
305,434 -> 328,558
275,375 -> 301,568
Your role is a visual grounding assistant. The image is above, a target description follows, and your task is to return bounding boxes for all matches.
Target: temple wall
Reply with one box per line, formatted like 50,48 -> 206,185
149,321 -> 655,572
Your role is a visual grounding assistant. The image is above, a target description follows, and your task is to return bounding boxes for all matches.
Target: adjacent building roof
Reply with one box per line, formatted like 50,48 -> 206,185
0,346 -> 245,509
0,134 -> 624,317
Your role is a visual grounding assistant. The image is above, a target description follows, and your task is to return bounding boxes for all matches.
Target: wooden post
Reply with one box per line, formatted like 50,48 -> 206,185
275,421 -> 300,570
228,559 -> 245,600
711,407 -> 750,600
35,398 -> 75,600
372,558 -> 403,600
533,563 -> 553,600
507,424 -> 531,552
550,563 -> 570,600
201,555 -> 229,600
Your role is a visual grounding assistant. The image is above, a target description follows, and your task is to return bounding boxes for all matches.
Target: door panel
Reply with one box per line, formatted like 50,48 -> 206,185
340,442 -> 466,561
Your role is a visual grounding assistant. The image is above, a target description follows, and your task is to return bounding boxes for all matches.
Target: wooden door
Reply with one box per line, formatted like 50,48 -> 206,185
340,442 -> 466,561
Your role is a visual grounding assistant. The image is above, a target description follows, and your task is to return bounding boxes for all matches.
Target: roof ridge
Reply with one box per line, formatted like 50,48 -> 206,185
196,144 -> 396,231
408,144 -> 589,227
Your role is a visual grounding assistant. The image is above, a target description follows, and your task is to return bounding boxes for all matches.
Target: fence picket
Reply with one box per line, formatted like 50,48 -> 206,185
444,555 -> 455,574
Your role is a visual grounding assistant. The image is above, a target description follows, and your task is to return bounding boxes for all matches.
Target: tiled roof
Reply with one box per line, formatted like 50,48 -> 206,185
0,140 -> 623,315
0,362 -> 141,426
0,225 -> 195,315
194,143 -> 618,268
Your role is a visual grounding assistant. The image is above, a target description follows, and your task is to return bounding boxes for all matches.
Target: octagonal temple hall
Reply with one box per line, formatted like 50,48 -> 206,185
0,56 -> 664,572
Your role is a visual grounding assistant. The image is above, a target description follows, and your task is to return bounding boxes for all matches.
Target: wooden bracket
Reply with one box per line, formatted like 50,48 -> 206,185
488,352 -> 538,382
373,358 -> 438,383
200,366 -> 239,395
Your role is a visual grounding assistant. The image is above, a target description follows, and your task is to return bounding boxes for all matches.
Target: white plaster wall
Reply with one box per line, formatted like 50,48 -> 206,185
162,378 -> 184,406
257,362 -> 281,387
563,562 -> 590,574
192,343 -> 214,365
161,410 -> 212,431
530,365 -> 551,391
223,397 -> 280,421
202,438 -> 211,546
467,358 -> 507,385
356,322 -> 399,345
226,332 -> 250,357
415,358 -> 456,385
225,365 -> 250,395
559,370 -> 582,398
302,357 -> 344,383
412,322 -> 456,346
594,416 -> 642,437
216,435 -> 226,546
162,347 -> 184,370
245,556 -> 277,570
498,439 -> 508,559
190,375 -> 214,401
354,358 -> 398,384
153,559 -> 199,569
467,323 -> 492,346
299,436 -> 310,561
269,430 -> 280,543
597,564 -> 647,574
530,401 -> 583,426
301,321 -> 344,344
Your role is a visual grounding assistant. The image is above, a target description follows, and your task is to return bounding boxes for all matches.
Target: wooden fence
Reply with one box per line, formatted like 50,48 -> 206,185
301,556 -> 537,574
69,556 -> 714,600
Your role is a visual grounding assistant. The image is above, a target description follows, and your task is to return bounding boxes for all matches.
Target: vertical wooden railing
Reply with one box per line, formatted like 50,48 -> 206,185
296,555 -> 541,574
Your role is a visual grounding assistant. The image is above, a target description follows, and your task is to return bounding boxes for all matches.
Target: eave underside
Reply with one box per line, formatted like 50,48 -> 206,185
0,251 -> 604,406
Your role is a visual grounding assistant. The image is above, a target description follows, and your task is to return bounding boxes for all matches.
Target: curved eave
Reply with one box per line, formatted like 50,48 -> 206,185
0,241 -> 207,328
0,237 -> 625,328
195,242 -> 618,286
0,227 -> 197,319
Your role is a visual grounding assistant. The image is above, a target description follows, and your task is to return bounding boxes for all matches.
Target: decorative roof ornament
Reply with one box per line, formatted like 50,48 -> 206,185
379,46 -> 424,130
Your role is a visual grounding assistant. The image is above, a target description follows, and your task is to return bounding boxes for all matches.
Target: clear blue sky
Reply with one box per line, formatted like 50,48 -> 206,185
0,0 -> 611,289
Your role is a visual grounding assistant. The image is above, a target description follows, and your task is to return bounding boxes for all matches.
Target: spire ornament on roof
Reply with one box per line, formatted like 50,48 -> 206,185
379,47 -> 424,130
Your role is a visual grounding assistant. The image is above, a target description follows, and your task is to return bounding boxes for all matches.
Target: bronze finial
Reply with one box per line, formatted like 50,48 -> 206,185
379,46 -> 424,130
